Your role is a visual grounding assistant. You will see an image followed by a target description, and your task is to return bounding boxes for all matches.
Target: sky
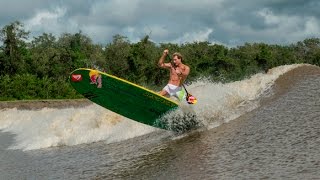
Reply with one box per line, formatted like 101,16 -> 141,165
0,0 -> 319,46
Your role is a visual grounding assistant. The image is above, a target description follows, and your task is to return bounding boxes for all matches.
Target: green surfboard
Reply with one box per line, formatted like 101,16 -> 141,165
70,68 -> 179,130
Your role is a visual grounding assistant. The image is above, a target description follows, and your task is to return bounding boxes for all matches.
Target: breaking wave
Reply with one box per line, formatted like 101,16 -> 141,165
0,64 -> 317,150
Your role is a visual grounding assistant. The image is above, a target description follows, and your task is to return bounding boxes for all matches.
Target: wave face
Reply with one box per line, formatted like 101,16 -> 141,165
0,64 -> 317,150
0,105 -> 157,150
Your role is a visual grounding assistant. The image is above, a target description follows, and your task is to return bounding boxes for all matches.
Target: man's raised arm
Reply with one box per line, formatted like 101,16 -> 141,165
158,49 -> 171,68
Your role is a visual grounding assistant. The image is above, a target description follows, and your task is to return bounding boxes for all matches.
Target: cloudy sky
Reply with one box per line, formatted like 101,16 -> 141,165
0,0 -> 319,46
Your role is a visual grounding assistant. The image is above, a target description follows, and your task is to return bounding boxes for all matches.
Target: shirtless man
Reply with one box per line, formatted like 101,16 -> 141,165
158,49 -> 190,101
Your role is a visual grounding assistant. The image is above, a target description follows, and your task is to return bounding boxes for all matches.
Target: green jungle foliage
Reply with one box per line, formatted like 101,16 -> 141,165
1,21 -> 320,100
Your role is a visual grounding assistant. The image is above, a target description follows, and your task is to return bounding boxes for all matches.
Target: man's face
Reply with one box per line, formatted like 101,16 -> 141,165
173,55 -> 181,66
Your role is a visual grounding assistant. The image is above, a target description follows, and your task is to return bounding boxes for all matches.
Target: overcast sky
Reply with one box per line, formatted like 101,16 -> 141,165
0,0 -> 319,46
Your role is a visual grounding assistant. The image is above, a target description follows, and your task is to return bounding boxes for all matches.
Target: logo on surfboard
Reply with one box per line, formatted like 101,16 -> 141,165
89,70 -> 102,88
71,74 -> 82,82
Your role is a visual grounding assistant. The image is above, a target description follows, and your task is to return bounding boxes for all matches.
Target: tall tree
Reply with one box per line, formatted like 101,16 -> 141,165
56,31 -> 97,76
0,21 -> 29,75
130,35 -> 159,84
104,34 -> 131,78
29,33 -> 58,78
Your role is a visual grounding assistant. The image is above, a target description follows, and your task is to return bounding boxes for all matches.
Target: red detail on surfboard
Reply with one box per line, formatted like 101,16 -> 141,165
71,74 -> 82,82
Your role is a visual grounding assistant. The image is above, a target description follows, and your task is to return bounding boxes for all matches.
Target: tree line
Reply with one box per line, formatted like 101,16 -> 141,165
0,21 -> 319,100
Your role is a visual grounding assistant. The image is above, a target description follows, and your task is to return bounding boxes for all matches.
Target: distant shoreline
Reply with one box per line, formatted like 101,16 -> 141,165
0,99 -> 92,110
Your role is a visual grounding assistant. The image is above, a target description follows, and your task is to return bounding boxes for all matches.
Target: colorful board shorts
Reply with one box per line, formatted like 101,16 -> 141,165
163,84 -> 186,101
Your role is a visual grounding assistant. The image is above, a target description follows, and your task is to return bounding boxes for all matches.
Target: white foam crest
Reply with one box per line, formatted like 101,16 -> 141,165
185,64 -> 304,129
0,104 -> 156,150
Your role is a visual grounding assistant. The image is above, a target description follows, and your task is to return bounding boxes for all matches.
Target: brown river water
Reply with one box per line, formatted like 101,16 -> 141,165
0,64 -> 319,179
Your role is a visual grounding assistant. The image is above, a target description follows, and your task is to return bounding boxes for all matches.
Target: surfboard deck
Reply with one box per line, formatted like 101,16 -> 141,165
70,68 -> 179,130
